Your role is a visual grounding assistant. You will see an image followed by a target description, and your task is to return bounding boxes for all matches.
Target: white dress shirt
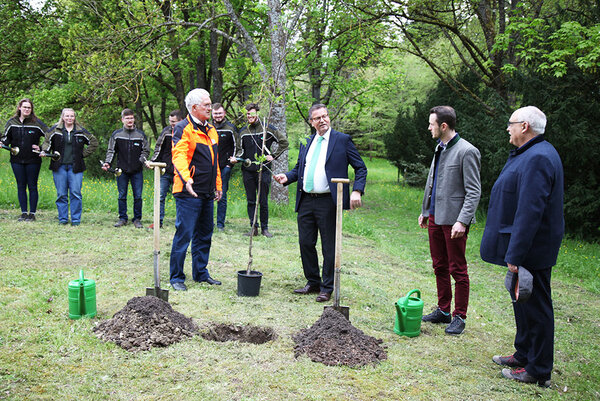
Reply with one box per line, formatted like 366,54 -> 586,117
303,128 -> 330,193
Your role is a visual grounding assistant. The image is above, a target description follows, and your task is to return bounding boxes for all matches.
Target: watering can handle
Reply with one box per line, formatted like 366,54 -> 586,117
403,289 -> 421,307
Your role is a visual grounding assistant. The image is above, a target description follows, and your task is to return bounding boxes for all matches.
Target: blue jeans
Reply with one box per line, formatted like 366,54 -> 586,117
159,174 -> 173,224
216,166 -> 231,228
52,164 -> 83,224
116,171 -> 143,221
169,196 -> 214,284
11,163 -> 41,213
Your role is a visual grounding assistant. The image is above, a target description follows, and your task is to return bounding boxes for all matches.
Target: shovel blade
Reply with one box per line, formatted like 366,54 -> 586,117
324,305 -> 350,321
146,287 -> 169,303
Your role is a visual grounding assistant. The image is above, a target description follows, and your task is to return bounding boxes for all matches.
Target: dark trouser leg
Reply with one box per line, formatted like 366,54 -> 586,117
259,170 -> 270,229
216,166 -> 231,228
428,215 -> 452,314
243,170 -> 259,227
170,197 -> 198,284
446,225 -> 469,318
159,174 -> 172,224
11,163 -> 28,213
297,195 -> 336,292
298,196 -> 321,287
25,163 -> 41,214
316,196 -> 336,293
191,196 -> 214,282
513,267 -> 554,381
428,215 -> 470,318
130,170 -> 143,222
116,173 -> 130,221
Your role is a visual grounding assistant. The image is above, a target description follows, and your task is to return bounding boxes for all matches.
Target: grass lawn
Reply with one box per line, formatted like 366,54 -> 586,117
0,152 -> 598,400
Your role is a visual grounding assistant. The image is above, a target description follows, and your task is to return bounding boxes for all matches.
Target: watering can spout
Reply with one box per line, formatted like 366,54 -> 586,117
394,302 -> 406,333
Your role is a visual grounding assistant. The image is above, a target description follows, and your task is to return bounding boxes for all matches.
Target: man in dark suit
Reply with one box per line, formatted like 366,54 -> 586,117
480,106 -> 564,387
274,103 -> 367,302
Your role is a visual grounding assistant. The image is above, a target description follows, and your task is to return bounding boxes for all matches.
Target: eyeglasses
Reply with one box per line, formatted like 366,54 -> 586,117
507,120 -> 524,128
311,114 -> 329,122
195,103 -> 212,110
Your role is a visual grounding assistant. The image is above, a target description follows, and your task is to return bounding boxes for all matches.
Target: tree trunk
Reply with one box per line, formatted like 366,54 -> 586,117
268,0 -> 289,203
210,20 -> 224,102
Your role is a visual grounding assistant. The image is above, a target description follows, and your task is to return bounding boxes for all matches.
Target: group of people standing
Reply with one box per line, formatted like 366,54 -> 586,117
2,94 -> 564,388
147,89 -> 367,302
416,105 -> 563,387
1,99 -> 98,225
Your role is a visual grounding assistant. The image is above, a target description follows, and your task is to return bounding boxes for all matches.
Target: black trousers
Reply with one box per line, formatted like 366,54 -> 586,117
297,194 -> 336,293
242,169 -> 270,229
512,266 -> 554,381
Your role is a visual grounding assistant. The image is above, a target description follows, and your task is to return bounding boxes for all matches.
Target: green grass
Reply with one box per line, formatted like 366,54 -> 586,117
0,152 -> 599,400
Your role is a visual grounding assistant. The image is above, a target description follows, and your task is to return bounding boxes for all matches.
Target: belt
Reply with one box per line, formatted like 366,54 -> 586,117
302,191 -> 330,198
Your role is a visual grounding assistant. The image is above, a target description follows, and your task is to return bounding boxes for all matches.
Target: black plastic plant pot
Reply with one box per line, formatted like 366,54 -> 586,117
237,270 -> 263,297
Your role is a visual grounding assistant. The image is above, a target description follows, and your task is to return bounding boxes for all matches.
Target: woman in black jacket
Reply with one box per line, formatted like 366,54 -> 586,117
42,108 -> 98,225
1,98 -> 48,221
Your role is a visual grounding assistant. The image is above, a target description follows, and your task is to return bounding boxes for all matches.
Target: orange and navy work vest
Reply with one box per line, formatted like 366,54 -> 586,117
172,115 -> 222,197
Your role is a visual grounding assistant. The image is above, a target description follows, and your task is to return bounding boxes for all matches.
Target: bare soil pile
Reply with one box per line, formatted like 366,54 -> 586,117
292,308 -> 387,366
93,296 -> 198,352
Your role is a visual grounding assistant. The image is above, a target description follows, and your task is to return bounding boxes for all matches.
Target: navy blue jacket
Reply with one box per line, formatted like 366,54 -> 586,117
480,135 -> 564,270
284,129 -> 367,212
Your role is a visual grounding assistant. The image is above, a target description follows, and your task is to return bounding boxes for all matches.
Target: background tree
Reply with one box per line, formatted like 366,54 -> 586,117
0,0 -> 64,99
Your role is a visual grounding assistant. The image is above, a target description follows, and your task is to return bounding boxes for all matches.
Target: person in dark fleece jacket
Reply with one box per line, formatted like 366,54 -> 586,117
102,108 -> 150,228
42,108 -> 98,225
1,98 -> 49,221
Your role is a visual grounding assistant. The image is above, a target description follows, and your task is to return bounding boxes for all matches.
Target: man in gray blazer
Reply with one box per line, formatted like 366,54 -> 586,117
418,105 -> 481,335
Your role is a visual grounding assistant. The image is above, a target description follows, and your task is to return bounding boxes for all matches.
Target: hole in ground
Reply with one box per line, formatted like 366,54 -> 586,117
201,323 -> 276,344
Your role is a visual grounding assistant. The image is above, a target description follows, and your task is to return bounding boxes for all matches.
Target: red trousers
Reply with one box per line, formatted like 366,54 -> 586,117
428,215 -> 470,319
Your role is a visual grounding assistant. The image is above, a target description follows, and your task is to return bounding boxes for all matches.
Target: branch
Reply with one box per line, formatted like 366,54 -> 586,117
221,0 -> 269,82
401,25 -> 497,115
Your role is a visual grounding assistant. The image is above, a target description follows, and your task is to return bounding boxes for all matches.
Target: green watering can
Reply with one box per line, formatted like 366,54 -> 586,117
394,289 -> 424,337
68,270 -> 97,319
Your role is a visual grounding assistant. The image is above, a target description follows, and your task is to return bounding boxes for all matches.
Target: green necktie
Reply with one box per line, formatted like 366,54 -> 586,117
305,135 -> 324,192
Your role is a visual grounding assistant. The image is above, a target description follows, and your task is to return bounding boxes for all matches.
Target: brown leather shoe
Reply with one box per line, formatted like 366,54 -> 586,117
316,292 -> 331,302
243,226 -> 259,236
261,228 -> 273,238
293,284 -> 320,294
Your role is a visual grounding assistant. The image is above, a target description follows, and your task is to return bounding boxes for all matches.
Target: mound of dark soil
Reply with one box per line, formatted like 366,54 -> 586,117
201,323 -> 276,344
93,296 -> 198,352
292,308 -> 387,367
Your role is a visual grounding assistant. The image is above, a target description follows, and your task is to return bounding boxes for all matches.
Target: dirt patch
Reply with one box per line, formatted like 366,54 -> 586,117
93,296 -> 198,352
201,323 -> 276,344
292,308 -> 387,367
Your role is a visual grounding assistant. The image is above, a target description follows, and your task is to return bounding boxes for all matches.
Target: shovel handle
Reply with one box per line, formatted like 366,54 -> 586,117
146,161 -> 167,169
150,163 -> 166,289
331,178 -> 349,308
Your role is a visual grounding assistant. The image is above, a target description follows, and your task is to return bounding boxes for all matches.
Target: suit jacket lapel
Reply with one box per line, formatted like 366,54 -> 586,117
325,130 -> 337,162
300,134 -> 316,178
302,134 -> 315,163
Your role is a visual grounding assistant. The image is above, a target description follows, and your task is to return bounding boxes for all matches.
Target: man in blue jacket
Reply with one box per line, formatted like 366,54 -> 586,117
274,103 -> 367,302
480,106 -> 564,387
